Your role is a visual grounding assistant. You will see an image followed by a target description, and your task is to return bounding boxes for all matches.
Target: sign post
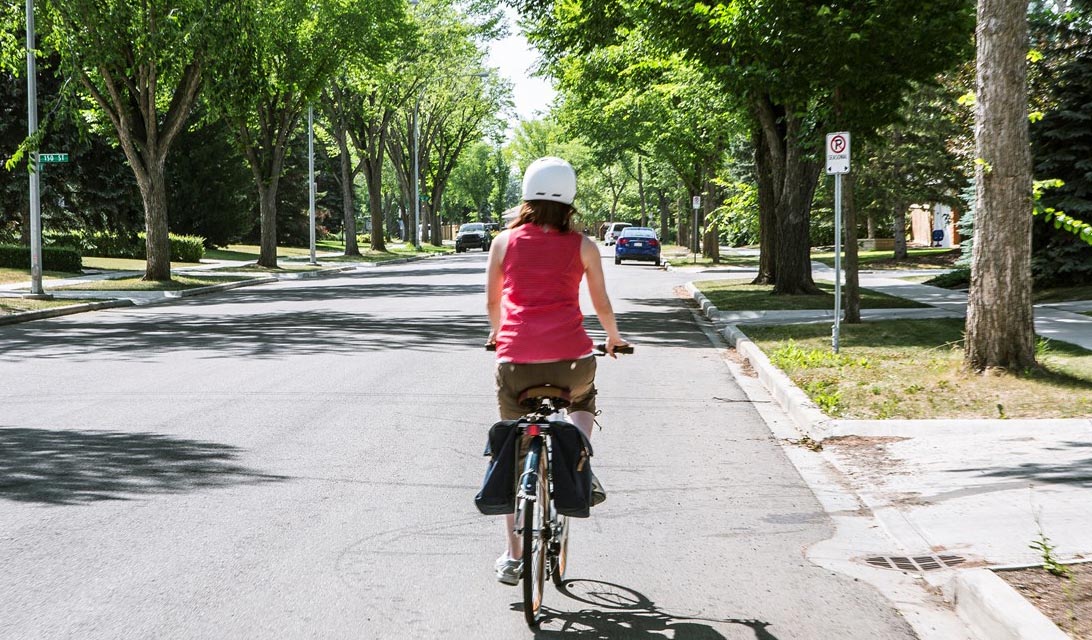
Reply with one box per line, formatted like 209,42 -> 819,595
691,195 -> 701,264
825,131 -> 851,353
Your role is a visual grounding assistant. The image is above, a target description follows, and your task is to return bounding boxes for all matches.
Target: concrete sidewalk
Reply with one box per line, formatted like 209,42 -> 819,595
686,267 -> 1092,640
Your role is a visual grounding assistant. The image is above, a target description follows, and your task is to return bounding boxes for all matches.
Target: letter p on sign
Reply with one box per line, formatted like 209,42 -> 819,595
826,132 -> 850,175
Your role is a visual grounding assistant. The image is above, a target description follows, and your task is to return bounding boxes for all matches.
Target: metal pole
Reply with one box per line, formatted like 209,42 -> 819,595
833,173 -> 843,353
412,88 -> 423,250
308,105 -> 317,265
26,0 -> 43,296
691,204 -> 699,264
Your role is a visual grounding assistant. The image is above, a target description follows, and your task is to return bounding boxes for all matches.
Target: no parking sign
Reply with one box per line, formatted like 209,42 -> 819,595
826,132 -> 850,174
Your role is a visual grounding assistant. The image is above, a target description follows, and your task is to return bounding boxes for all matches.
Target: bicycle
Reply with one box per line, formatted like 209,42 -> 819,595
483,342 -> 633,627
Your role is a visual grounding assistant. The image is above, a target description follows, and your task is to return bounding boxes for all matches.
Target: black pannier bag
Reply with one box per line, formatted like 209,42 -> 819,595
474,420 -> 595,518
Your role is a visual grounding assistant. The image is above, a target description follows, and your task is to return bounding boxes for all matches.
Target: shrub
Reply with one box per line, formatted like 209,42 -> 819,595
0,244 -> 82,273
168,234 -> 205,262
44,230 -> 204,262
924,266 -> 970,289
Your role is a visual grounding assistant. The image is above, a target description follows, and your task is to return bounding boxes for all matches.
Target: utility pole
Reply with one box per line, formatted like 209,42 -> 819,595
26,0 -> 44,296
308,105 -> 317,265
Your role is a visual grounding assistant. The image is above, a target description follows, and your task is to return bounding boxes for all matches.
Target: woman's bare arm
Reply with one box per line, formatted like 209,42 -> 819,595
580,235 -> 628,356
485,231 -> 509,342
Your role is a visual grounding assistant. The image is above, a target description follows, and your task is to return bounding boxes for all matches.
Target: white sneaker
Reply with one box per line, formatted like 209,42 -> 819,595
495,555 -> 523,586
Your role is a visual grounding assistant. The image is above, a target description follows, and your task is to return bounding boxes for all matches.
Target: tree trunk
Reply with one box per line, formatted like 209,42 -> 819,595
257,178 -> 280,268
638,156 -> 648,227
866,212 -> 876,239
657,190 -> 670,242
843,171 -> 861,323
892,200 -> 909,260
965,0 -> 1036,371
754,101 -> 821,294
137,161 -> 172,281
753,127 -> 777,284
335,132 -> 360,256
701,177 -> 719,263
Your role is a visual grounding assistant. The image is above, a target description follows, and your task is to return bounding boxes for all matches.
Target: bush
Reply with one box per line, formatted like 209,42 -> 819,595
924,266 -> 970,289
0,244 -> 82,273
44,230 -> 204,262
168,234 -> 205,262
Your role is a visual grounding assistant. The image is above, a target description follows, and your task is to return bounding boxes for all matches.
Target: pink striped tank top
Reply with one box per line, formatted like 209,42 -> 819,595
496,224 -> 593,363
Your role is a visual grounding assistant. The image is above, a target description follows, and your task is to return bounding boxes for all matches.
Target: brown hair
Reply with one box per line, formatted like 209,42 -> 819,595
508,200 -> 577,233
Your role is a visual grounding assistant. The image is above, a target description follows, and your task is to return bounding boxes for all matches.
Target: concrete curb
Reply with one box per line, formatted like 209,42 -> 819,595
686,282 -> 835,438
687,280 -> 1076,640
944,569 -> 1070,640
0,298 -> 135,326
160,276 -> 277,299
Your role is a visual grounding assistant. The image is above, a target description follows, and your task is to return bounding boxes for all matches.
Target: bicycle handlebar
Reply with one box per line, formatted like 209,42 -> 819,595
484,342 -> 633,355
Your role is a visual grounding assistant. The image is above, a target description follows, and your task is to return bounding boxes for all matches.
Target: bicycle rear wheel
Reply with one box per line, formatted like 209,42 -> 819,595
522,455 -> 549,626
550,513 -> 569,587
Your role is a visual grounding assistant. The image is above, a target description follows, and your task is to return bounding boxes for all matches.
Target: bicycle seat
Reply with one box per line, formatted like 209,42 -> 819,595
517,385 -> 572,410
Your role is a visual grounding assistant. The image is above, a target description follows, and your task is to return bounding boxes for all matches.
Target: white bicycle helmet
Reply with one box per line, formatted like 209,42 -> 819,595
521,157 -> 576,204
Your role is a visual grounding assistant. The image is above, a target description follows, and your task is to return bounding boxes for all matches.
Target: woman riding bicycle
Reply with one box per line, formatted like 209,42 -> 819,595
485,156 -> 628,585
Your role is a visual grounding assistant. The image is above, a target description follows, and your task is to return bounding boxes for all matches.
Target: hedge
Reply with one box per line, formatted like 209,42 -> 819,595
0,244 -> 83,273
45,231 -> 204,262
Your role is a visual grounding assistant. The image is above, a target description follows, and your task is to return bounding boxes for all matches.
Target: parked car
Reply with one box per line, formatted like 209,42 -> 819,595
603,222 -> 632,246
614,227 -> 661,266
455,223 -> 491,252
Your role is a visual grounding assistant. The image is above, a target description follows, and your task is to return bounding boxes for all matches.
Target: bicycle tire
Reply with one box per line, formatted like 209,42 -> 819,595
522,455 -> 549,626
550,512 -> 569,587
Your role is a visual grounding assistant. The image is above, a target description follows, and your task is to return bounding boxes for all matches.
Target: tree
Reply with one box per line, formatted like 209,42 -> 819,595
513,0 -> 973,293
964,0 -> 1036,371
38,1 -> 240,280
214,0 -> 406,268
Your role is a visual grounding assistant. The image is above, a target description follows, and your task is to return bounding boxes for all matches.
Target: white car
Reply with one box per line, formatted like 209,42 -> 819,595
603,222 -> 632,246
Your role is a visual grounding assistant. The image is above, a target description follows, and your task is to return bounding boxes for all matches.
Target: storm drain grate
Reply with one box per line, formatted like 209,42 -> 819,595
864,555 -> 966,572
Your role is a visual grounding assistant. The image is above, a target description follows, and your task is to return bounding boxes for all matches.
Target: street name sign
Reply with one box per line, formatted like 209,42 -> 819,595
40,153 -> 69,163
825,132 -> 850,175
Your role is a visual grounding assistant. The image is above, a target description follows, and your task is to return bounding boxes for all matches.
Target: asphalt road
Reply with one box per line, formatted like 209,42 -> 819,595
0,248 -> 917,639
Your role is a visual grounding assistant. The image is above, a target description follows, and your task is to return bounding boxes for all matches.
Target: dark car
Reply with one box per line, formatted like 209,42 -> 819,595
614,227 -> 661,266
455,223 -> 491,252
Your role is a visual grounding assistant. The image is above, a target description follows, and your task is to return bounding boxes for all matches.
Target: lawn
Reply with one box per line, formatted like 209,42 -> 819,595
55,275 -> 252,291
694,280 -> 927,311
0,266 -> 80,285
657,244 -> 760,268
205,241 -> 450,263
82,256 -> 203,271
743,319 -> 1092,419
0,296 -> 103,315
811,247 -> 960,270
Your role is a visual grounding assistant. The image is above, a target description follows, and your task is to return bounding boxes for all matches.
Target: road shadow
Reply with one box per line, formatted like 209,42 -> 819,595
0,310 -> 491,360
519,579 -> 779,639
0,426 -> 286,505
954,442 -> 1092,488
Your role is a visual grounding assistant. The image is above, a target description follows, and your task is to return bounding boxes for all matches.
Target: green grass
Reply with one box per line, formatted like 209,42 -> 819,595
811,247 -> 960,270
695,280 -> 927,311
56,275 -> 252,291
206,241 -> 450,263
744,319 -> 1092,419
82,256 -> 203,271
659,244 -> 760,268
1035,284 -> 1092,304
0,267 -> 81,285
0,296 -> 104,315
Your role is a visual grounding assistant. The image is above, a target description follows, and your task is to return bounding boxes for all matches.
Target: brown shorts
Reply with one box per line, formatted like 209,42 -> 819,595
495,358 -> 597,420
